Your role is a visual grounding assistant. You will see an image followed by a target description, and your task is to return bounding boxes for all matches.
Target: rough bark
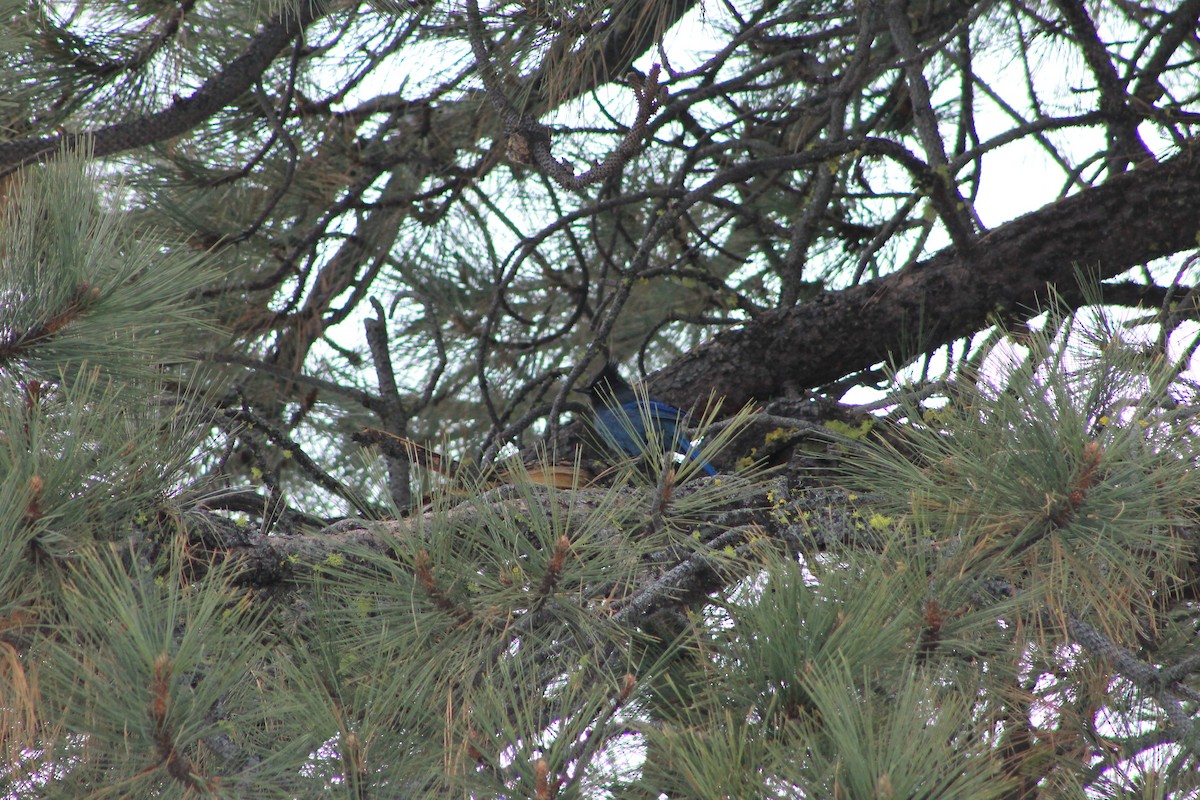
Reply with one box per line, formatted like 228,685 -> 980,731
661,145 -> 1200,407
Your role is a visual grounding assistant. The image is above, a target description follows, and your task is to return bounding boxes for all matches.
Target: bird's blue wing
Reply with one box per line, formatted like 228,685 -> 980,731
616,401 -> 717,476
593,405 -> 641,457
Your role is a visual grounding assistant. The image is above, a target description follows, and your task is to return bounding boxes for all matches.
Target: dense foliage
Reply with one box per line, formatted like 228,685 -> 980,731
3,0 -> 1200,796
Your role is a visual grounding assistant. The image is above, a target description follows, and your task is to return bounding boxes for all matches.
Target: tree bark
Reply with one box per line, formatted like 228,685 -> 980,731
663,145 -> 1200,406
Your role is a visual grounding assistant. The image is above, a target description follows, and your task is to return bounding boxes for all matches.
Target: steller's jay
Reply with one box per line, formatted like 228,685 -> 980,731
584,363 -> 717,477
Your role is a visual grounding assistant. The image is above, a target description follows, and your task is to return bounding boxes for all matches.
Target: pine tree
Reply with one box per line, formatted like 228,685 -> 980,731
3,1 -> 1200,797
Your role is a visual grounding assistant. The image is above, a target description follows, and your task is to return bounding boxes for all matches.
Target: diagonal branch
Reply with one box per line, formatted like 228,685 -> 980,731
659,140 -> 1200,410
1131,0 -> 1200,107
883,0 -> 978,251
464,0 -> 668,190
268,0 -> 699,376
1051,0 -> 1153,168
0,1 -> 328,174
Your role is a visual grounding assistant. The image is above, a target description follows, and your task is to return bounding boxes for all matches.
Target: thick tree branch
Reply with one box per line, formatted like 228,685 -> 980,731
663,141 -> 1200,408
0,2 -> 327,173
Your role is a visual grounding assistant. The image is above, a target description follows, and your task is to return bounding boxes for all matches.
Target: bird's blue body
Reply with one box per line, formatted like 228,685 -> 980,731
585,364 -> 717,477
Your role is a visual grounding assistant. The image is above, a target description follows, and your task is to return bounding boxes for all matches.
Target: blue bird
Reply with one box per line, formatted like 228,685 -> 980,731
584,364 -> 717,477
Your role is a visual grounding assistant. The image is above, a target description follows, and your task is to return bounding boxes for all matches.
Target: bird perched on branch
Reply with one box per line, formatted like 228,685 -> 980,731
584,363 -> 717,477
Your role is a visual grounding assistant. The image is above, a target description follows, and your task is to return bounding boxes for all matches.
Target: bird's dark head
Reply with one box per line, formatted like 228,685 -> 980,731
584,363 -> 634,404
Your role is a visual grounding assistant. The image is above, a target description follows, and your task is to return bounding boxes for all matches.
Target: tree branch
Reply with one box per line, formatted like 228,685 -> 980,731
663,141 -> 1200,409
0,1 -> 327,173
